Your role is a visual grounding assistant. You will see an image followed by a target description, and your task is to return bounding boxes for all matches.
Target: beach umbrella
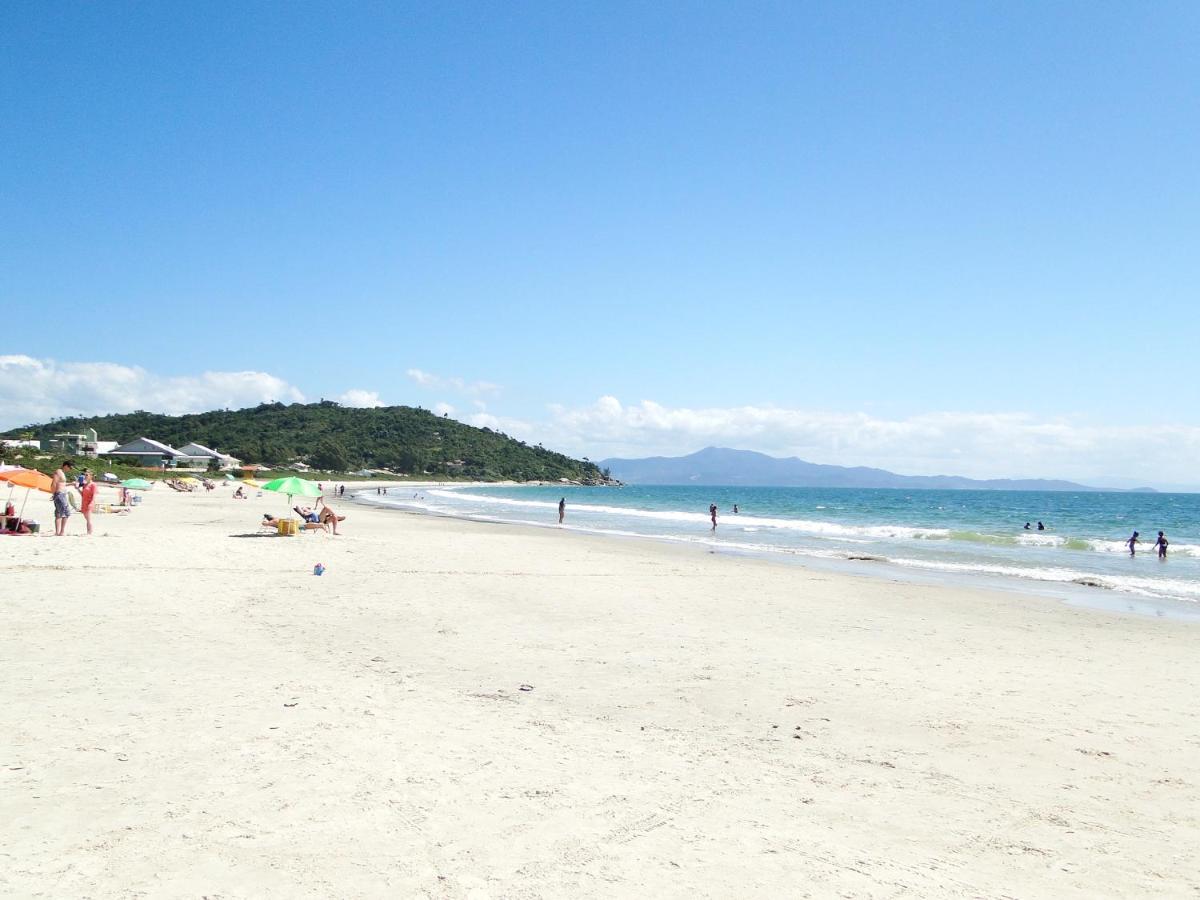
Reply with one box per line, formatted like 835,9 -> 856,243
0,467 -> 54,524
224,473 -> 235,481
121,478 -> 153,490
260,476 -> 322,513
0,468 -> 52,491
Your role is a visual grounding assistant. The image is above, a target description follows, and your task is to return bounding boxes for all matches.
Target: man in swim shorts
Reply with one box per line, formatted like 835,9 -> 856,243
51,460 -> 74,536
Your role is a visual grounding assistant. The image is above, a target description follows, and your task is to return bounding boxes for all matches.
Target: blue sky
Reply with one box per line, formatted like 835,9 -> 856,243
3,2 -> 1198,485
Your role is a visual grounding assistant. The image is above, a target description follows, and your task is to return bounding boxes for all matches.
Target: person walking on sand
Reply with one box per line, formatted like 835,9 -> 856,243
79,469 -> 97,536
1153,531 -> 1169,559
558,497 -> 565,524
51,460 -> 73,536
1126,531 -> 1140,556
710,503 -> 718,530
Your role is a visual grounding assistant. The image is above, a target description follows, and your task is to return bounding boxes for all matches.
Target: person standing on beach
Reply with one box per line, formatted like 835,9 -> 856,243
558,497 -> 565,524
79,469 -> 97,536
710,503 -> 718,530
1153,531 -> 1169,559
51,460 -> 73,536
1126,531 -> 1140,556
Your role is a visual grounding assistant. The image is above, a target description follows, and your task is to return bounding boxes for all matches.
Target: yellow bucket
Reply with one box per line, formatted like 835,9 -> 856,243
277,518 -> 299,536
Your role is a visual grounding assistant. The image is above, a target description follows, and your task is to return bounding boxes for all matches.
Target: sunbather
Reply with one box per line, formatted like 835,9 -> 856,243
317,502 -> 345,535
294,506 -> 320,524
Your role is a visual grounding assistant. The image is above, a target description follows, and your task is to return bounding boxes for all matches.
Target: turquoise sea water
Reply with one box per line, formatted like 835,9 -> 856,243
357,484 -> 1200,615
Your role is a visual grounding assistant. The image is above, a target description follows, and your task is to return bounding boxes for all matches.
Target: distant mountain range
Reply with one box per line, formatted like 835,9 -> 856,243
598,447 -> 1155,492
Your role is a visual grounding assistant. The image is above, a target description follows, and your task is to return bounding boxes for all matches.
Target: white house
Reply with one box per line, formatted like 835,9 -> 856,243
105,437 -> 208,469
178,442 -> 242,470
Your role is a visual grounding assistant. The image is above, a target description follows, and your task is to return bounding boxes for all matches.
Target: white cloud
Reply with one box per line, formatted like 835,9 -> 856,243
0,355 -> 305,429
338,389 -> 385,408
405,368 -> 500,397
406,368 -> 438,387
541,396 -> 1200,486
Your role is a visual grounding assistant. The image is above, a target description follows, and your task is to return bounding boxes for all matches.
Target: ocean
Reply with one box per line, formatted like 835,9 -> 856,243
356,484 -> 1200,617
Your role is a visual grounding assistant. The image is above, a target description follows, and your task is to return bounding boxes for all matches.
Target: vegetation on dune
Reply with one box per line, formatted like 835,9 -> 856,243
2,401 -> 607,483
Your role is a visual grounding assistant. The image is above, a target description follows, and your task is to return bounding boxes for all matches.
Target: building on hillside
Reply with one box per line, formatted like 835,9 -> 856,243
105,437 -> 209,469
46,428 -> 116,457
178,442 -> 242,470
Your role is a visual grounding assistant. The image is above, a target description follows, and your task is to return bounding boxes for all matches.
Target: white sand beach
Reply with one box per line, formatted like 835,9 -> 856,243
3,487 -> 1199,898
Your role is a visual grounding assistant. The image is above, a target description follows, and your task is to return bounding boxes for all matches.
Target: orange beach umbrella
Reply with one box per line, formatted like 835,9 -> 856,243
0,467 -> 55,526
0,468 -> 54,492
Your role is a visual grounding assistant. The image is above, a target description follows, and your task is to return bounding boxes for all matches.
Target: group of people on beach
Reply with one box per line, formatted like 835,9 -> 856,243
49,460 -> 98,537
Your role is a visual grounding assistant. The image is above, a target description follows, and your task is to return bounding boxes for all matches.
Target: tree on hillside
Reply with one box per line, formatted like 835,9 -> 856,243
310,438 -> 350,471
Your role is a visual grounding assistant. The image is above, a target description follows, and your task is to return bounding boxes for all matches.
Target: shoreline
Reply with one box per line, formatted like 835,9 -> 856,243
349,487 -> 1200,623
4,488 -> 1199,897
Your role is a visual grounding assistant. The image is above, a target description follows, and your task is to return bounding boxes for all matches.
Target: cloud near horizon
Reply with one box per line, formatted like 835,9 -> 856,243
0,355 -> 307,427
539,396 -> 1200,486
337,389 -> 385,408
405,368 -> 500,397
4,358 -> 1195,487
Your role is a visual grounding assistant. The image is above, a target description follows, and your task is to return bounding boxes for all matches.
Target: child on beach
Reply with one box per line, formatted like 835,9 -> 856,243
1126,531 -> 1140,556
1153,531 -> 1168,559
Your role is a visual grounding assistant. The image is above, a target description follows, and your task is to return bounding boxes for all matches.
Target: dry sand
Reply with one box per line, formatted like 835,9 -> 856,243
3,485 -> 1199,898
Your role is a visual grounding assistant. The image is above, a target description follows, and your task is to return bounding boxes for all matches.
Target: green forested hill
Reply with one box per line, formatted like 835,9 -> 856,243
3,402 -> 606,482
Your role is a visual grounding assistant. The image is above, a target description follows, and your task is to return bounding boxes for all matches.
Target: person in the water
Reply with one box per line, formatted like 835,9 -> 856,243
1126,531 -> 1140,556
1037,521 -> 1045,531
1153,531 -> 1168,559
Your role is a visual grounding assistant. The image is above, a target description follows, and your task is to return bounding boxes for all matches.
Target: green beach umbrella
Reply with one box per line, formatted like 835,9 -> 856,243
121,478 -> 153,490
260,476 -> 323,513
